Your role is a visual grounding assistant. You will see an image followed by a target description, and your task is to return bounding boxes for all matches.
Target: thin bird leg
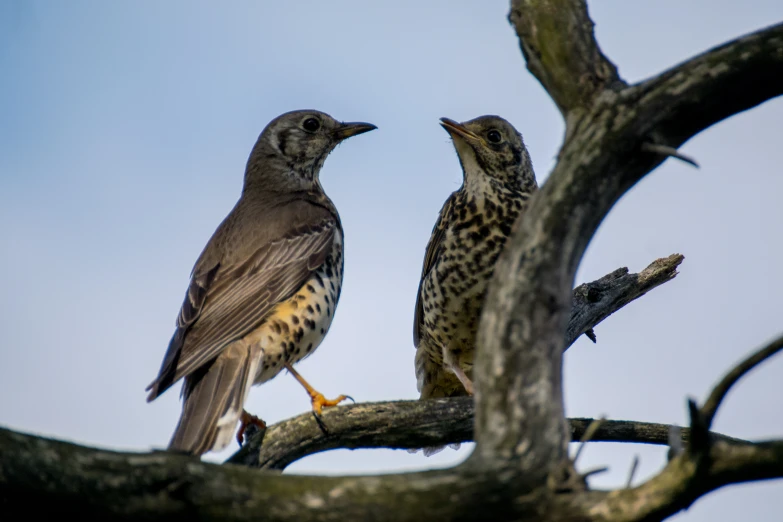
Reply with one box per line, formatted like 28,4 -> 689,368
448,363 -> 475,396
284,362 -> 353,415
236,409 -> 266,445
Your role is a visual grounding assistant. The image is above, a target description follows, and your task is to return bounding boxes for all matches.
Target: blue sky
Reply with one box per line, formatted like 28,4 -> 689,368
1,1 -> 782,520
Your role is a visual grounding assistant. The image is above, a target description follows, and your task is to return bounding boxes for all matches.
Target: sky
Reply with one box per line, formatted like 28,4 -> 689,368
1,1 -> 782,520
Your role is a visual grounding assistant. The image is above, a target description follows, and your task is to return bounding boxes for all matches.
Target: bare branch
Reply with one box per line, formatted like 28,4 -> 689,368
573,417 -> 606,465
0,422 -> 772,521
565,254 -> 683,350
568,418 -> 747,448
586,332 -> 783,521
508,0 -> 624,119
589,439 -> 783,522
640,143 -> 700,169
473,7 -> 783,482
0,426 -> 537,522
630,21 -> 783,151
625,456 -> 640,488
228,398 -> 473,470
228,395 -> 747,471
701,333 -> 783,429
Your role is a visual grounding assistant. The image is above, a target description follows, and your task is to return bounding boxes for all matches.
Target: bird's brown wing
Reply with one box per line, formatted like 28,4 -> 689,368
413,194 -> 455,347
146,216 -> 337,401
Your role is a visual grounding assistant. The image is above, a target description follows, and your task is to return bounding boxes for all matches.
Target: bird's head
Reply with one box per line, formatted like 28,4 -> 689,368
440,115 -> 536,192
245,109 -> 376,191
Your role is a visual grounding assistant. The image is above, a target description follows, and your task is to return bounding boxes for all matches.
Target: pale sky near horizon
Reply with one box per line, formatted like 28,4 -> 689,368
1,1 -> 782,520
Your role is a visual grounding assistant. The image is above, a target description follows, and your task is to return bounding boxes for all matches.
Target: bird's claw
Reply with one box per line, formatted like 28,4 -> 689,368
236,410 -> 266,446
311,393 -> 352,416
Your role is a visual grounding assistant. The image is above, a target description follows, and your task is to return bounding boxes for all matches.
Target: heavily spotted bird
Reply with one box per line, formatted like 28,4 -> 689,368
146,109 -> 376,456
413,116 -> 537,453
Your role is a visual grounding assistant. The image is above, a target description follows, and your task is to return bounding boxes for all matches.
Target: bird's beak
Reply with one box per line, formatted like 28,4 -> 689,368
333,122 -> 378,140
440,117 -> 484,145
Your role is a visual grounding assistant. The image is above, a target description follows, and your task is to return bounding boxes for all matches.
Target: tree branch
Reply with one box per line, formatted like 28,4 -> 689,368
700,333 -> 783,430
566,254 -> 683,350
0,426 -> 519,522
227,396 -> 747,471
508,0 -> 624,120
471,2 -> 783,485
227,254 -> 683,470
629,21 -> 783,151
582,439 -> 783,522
588,334 -> 783,521
0,421 -> 771,521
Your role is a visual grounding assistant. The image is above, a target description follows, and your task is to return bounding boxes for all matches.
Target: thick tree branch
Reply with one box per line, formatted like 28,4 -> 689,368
0,426 -> 528,522
471,3 -> 783,485
508,0 -> 624,120
0,422 -> 773,521
629,21 -> 783,151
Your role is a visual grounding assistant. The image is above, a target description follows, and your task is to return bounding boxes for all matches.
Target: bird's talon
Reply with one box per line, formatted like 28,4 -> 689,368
311,393 -> 351,416
236,410 -> 266,446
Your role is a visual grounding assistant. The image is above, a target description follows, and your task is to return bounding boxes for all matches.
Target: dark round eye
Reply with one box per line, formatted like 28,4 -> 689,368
302,118 -> 321,132
487,130 -> 502,143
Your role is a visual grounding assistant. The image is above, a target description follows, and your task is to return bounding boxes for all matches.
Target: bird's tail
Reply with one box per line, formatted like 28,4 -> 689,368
168,341 -> 260,456
411,345 -> 466,457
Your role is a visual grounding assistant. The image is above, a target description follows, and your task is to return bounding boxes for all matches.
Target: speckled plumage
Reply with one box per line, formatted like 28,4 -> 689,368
146,110 -> 375,456
414,116 -> 538,415
249,234 -> 343,385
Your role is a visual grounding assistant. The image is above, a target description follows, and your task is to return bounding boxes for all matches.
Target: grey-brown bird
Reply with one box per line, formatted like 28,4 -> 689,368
412,115 -> 537,455
146,109 -> 376,456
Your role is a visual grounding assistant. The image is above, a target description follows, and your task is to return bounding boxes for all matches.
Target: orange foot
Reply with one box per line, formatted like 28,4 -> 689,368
284,363 -> 354,416
311,392 -> 353,416
236,409 -> 267,446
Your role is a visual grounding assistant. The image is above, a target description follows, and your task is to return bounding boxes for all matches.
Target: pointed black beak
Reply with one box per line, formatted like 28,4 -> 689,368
333,122 -> 378,140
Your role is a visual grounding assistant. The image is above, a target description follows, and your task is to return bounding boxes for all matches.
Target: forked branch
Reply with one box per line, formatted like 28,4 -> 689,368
590,334 -> 783,522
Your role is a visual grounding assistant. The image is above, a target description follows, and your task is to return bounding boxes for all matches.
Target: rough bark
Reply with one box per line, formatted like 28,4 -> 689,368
471,2 -> 783,485
508,0 -> 624,122
566,254 -> 682,350
229,403 -> 747,471
0,419 -> 777,521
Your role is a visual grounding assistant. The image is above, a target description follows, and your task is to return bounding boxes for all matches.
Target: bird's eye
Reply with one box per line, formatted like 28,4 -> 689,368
302,118 -> 321,132
487,130 -> 502,143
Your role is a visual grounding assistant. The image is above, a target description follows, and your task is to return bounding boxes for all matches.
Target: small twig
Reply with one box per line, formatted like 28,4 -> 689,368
701,333 -> 783,429
583,466 -> 610,480
625,455 -> 640,488
573,416 -> 606,464
687,398 -> 710,455
667,425 -> 684,461
641,142 -> 700,168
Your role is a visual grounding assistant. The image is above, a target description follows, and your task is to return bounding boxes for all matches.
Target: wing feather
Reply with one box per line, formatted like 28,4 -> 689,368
147,217 -> 337,400
413,194 -> 455,347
